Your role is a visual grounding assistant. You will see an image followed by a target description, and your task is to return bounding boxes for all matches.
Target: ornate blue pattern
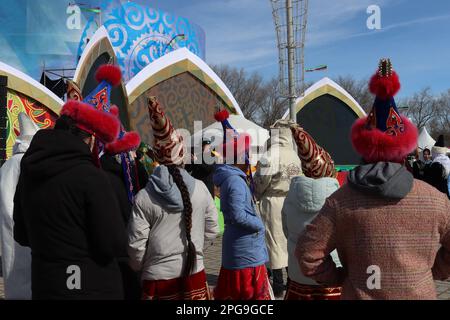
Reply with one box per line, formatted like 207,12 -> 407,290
77,2 -> 206,82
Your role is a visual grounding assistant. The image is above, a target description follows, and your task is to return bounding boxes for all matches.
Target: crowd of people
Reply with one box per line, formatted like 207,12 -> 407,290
408,137 -> 450,198
0,59 -> 450,300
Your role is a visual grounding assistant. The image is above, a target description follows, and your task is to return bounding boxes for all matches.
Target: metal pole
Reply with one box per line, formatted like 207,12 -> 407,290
163,34 -> 184,55
286,0 -> 296,121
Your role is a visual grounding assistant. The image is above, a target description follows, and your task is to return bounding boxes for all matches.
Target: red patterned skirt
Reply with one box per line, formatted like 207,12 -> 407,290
141,270 -> 211,300
284,279 -> 341,300
214,265 -> 271,300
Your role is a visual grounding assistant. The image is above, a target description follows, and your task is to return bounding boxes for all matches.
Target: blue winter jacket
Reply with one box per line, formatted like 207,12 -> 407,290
213,164 -> 268,269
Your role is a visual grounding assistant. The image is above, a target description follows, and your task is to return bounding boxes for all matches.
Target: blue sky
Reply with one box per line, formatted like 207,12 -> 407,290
147,0 -> 450,98
1,0 -> 449,98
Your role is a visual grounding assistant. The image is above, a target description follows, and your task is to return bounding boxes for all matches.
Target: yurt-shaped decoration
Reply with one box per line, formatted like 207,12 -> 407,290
283,77 -> 366,165
0,62 -> 62,163
73,26 -> 130,130
126,47 -> 242,147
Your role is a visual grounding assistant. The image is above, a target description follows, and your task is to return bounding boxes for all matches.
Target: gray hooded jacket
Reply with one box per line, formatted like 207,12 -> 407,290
347,162 -> 413,199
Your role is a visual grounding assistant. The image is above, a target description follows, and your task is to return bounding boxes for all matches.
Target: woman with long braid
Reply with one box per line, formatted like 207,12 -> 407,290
167,165 -> 197,278
127,98 -> 219,300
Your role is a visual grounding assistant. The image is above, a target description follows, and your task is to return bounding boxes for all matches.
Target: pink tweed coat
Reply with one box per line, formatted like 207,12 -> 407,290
296,179 -> 450,300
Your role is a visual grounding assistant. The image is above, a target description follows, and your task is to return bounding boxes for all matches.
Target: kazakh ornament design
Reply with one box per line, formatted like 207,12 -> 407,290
84,86 -> 110,112
147,96 -> 185,166
129,72 -> 226,147
77,2 -> 205,82
291,125 -> 337,178
6,89 -> 57,159
385,107 -> 405,136
281,162 -> 303,180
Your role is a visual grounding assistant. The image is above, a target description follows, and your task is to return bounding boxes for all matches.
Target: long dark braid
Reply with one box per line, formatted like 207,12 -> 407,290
167,165 -> 196,278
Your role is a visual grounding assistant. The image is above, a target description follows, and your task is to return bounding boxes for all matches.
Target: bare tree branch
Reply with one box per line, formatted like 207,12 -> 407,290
401,87 -> 438,131
212,65 -> 450,138
334,75 -> 373,112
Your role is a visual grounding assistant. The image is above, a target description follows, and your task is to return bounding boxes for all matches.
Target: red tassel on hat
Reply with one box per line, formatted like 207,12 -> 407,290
110,104 -> 120,117
214,109 -> 230,122
95,64 -> 122,87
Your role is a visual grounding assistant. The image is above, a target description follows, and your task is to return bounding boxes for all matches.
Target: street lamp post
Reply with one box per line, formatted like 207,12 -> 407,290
286,0 -> 296,121
162,34 -> 185,56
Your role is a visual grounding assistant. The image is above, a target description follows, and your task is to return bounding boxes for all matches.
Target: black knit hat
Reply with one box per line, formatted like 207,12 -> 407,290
432,134 -> 447,156
435,135 -> 445,147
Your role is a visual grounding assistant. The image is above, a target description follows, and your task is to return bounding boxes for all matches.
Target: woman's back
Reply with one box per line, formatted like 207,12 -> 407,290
128,165 -> 219,280
213,164 -> 268,270
282,176 -> 340,285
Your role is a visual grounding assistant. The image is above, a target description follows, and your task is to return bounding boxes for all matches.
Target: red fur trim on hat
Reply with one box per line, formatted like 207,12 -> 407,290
218,133 -> 251,159
351,116 -> 418,163
61,100 -> 120,143
369,71 -> 400,100
214,109 -> 230,122
110,105 -> 119,117
95,64 -> 122,87
105,131 -> 141,155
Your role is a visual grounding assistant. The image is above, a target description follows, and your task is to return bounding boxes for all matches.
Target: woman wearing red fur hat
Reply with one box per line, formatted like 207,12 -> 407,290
127,97 -> 219,300
13,100 -> 128,299
212,109 -> 271,300
295,59 -> 450,299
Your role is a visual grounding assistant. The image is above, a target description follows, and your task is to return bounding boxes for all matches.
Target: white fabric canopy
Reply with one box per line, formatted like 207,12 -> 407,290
417,127 -> 435,151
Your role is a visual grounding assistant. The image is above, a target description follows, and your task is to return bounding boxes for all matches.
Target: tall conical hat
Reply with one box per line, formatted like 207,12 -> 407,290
351,58 -> 418,163
147,96 -> 184,166
67,80 -> 83,101
213,109 -> 251,163
83,64 -> 122,112
291,124 -> 336,178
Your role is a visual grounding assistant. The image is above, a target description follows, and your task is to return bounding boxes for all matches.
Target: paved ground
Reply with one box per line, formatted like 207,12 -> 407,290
435,280 -> 450,300
1,236 -> 450,300
204,236 -> 222,288
203,235 -> 287,299
204,236 -> 450,300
